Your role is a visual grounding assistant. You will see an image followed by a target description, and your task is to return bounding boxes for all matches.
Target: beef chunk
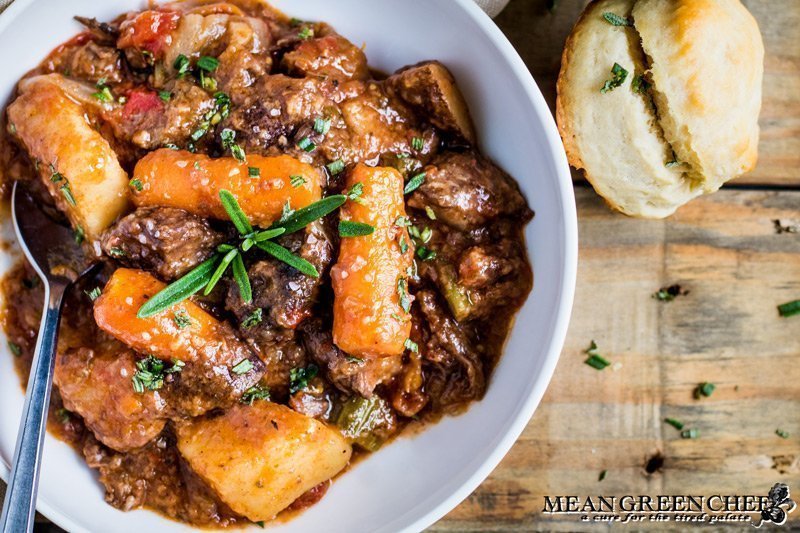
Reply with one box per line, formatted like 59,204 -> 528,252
227,220 -> 333,329
300,318 -> 402,398
458,244 -> 516,289
408,150 -> 529,230
110,79 -> 216,150
101,207 -> 224,280
52,40 -> 125,85
83,433 -> 239,527
282,28 -> 368,81
416,290 -> 485,410
386,61 -> 476,144
234,322 -> 307,396
55,346 -> 166,452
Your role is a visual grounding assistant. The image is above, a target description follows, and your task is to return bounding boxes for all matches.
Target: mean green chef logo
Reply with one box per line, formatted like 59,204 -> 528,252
542,483 -> 796,526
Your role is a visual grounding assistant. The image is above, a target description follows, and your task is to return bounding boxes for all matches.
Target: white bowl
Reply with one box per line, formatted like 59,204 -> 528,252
0,0 -> 577,531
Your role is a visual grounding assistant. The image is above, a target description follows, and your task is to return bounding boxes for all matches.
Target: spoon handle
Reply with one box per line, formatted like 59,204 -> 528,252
0,281 -> 67,533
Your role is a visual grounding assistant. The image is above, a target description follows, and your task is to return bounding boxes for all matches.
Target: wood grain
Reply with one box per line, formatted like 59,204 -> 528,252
431,187 -> 800,531
494,0 -> 800,187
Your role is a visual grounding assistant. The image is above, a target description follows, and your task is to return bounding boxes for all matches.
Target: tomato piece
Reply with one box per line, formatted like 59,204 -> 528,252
122,89 -> 164,118
117,10 -> 180,55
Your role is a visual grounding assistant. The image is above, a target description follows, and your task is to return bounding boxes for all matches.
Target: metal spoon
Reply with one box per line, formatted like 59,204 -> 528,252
0,182 -> 97,532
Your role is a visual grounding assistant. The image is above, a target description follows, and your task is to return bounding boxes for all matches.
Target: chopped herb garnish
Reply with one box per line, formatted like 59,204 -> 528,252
92,83 -> 113,103
242,308 -> 263,329
289,17 -> 302,27
339,220 -> 375,237
85,287 -> 102,301
425,206 -> 437,220
108,247 -> 125,258
694,382 -> 715,399
73,225 -> 85,244
290,175 -> 306,188
190,125 -> 208,142
241,385 -> 270,405
394,216 -> 411,227
197,56 -> 219,72
129,178 -> 143,192
652,284 -> 688,302
346,356 -> 364,364
397,277 -> 411,313
411,136 -> 424,151
8,341 -> 21,356
404,338 -> 419,353
600,63 -> 628,93
399,237 -> 409,254
220,128 -> 246,162
289,364 -> 319,394
602,12 -> 631,26
404,172 -> 425,194
132,355 -> 183,393
420,227 -> 433,243
248,166 -> 261,177
416,246 -> 436,261
297,26 -> 314,40
158,90 -> 172,102
278,200 -> 295,223
56,408 -> 71,424
326,159 -> 345,175
346,182 -> 365,204
778,299 -> 800,318
232,358 -> 255,375
584,340 -> 611,370
681,428 -> 699,439
173,54 -> 190,76
664,418 -> 685,431
230,144 -> 246,162
313,117 -> 331,135
598,470 -> 607,482
297,136 -> 316,152
172,309 -> 192,330
776,429 -> 790,439
60,182 -> 77,206
632,74 -> 650,93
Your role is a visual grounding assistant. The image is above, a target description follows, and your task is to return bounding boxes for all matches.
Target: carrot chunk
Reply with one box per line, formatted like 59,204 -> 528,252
94,268 -> 256,368
131,149 -> 322,227
331,164 -> 414,358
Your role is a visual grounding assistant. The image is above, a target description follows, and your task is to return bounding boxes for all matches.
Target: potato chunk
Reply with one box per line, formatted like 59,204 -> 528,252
131,149 -> 321,227
7,74 -> 130,240
176,402 -> 351,522
331,164 -> 414,358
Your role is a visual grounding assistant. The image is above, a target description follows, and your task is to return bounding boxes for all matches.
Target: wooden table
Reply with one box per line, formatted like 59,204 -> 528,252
431,0 -> 800,530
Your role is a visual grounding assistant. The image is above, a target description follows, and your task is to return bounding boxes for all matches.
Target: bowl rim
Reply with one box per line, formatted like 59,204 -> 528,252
0,0 -> 578,531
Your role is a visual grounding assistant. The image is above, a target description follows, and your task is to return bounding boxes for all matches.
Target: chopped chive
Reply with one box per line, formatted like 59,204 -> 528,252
776,429 -> 790,439
404,173 -> 425,194
85,287 -> 102,301
248,166 -> 260,177
346,182 -> 365,204
694,382 -> 715,399
290,175 -> 307,188
158,90 -> 172,102
172,309 -> 192,329
313,117 -> 331,135
664,418 -> 684,431
129,178 -> 144,192
241,385 -> 270,405
73,225 -> 85,244
232,358 -> 254,375
399,237 -> 409,254
680,428 -> 699,439
108,247 -> 125,258
60,182 -> 77,206
289,364 -> 319,394
411,136 -> 424,151
297,26 -> 314,40
600,62 -> 628,93
297,136 -> 316,152
632,74 -> 650,93
339,220 -> 375,237
397,277 -> 411,313
92,86 -> 113,103
8,341 -> 21,356
416,246 -> 436,261
173,54 -> 190,76
326,159 -> 345,175
425,206 -> 437,220
241,308 -> 263,329
598,470 -> 607,482
197,56 -> 219,72
584,340 -> 611,370
778,299 -> 800,318
404,338 -> 419,352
